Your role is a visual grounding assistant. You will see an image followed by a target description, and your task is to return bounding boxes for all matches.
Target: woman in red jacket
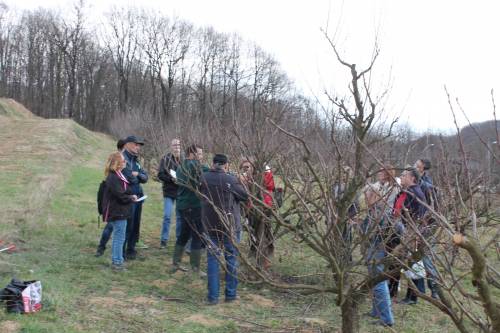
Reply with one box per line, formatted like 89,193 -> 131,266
239,159 -> 275,271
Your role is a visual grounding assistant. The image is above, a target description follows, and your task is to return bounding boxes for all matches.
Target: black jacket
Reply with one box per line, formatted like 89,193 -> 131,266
123,149 -> 148,195
102,172 -> 135,222
200,168 -> 248,237
157,152 -> 182,198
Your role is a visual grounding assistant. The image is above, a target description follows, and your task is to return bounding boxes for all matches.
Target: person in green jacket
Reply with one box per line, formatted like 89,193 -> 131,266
171,143 -> 208,275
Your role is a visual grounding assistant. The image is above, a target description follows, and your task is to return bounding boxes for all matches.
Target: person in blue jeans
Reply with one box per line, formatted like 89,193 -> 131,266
95,138 -> 127,257
362,166 -> 399,327
101,152 -> 137,270
157,139 -> 183,248
200,154 -> 248,305
366,242 -> 395,327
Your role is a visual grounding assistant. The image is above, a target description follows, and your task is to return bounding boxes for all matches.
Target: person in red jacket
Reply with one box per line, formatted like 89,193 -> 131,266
239,159 -> 276,271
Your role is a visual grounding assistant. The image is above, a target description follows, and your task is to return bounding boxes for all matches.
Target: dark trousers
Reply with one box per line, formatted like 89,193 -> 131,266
125,201 -> 143,255
388,267 -> 400,298
176,207 -> 204,250
405,278 -> 426,302
97,222 -> 113,250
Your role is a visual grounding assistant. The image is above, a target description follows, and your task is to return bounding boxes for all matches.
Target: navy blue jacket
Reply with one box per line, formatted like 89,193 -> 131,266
123,149 -> 148,195
200,168 -> 248,237
402,184 -> 427,221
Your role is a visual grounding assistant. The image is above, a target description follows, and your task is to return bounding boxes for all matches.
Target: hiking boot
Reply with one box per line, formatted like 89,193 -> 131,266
160,240 -> 167,249
205,299 -> 218,306
370,320 -> 393,327
191,267 -> 207,278
125,252 -> 137,260
224,296 -> 240,303
111,263 -> 127,271
95,247 -> 105,257
399,298 -> 417,305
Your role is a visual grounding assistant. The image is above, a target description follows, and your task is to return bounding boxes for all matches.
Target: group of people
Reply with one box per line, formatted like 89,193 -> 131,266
98,137 -> 276,305
362,159 -> 438,327
97,135 -> 441,315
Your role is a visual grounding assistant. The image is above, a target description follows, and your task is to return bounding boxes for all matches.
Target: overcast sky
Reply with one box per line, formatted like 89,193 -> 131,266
5,0 -> 500,133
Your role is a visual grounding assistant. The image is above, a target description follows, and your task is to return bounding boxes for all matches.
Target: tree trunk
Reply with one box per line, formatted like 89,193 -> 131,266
341,293 -> 360,333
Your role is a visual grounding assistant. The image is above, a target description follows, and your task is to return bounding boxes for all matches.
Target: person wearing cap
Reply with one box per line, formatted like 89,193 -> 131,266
157,138 -> 184,248
95,138 -> 128,257
200,154 -> 248,305
122,135 -> 148,260
171,144 -> 208,274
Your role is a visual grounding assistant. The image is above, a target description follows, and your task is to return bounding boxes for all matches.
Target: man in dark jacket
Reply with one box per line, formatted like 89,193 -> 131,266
171,144 -> 208,274
122,135 -> 148,260
157,138 -> 183,248
200,154 -> 248,305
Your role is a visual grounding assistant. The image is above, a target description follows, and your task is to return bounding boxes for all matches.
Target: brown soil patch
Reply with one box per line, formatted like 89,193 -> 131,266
152,279 -> 177,289
131,296 -> 157,305
88,296 -> 123,307
0,321 -> 20,333
245,294 -> 275,308
108,288 -> 126,297
184,314 -> 222,327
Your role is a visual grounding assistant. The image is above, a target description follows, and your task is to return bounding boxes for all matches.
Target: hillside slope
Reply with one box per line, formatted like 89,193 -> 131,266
0,98 -> 113,242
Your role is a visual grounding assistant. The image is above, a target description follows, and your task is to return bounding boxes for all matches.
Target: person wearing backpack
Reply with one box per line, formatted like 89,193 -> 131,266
95,138 -> 127,257
102,152 -> 137,270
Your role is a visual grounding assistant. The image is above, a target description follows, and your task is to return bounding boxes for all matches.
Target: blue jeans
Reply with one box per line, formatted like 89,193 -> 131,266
367,245 -> 394,326
161,197 -> 181,242
206,234 -> 238,302
109,219 -> 127,265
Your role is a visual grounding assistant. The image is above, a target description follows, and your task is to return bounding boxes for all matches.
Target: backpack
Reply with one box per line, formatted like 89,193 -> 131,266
97,180 -> 106,215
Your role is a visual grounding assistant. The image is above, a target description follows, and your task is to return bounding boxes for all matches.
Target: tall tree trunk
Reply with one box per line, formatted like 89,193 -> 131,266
341,292 -> 361,333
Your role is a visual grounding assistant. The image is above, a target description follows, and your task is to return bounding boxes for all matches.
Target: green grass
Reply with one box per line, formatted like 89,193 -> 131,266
0,161 -> 466,333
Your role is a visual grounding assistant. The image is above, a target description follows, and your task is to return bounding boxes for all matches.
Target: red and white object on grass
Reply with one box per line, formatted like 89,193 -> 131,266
0,244 -> 16,253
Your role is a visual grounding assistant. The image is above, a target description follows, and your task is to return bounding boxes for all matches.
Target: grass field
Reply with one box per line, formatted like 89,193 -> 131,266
0,100 -> 468,332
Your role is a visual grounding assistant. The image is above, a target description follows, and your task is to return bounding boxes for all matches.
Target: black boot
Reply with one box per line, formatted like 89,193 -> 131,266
95,246 -> 105,257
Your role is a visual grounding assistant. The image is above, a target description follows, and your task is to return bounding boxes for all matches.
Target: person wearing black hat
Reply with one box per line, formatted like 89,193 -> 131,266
122,135 -> 148,260
200,154 -> 248,305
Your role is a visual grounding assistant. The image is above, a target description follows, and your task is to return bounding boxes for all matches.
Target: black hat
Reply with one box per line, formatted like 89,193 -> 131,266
124,135 -> 145,145
213,154 -> 228,165
117,138 -> 127,150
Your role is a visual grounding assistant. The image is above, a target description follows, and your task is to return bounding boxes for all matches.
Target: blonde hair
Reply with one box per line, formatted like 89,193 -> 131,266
104,152 -> 125,176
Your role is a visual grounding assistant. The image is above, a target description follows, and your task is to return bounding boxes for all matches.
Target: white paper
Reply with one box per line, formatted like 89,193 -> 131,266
169,169 -> 177,179
135,195 -> 148,202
